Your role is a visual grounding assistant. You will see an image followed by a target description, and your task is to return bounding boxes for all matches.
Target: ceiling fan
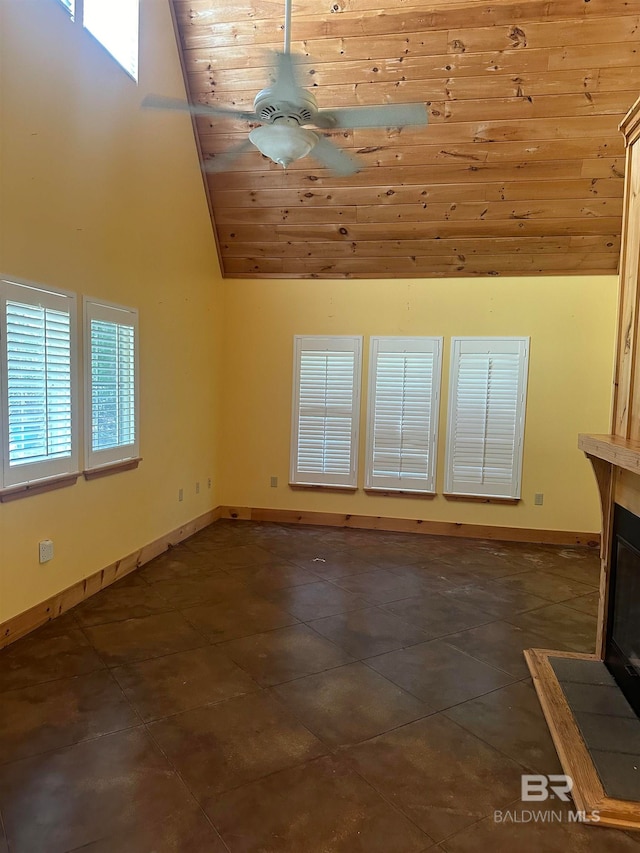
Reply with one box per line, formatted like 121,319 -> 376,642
142,0 -> 428,176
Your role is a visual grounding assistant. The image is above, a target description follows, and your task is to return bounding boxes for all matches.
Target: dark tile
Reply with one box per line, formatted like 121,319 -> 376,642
0,626 -> 104,693
491,570 -> 596,604
346,714 -> 524,842
381,593 -> 494,640
148,691 -> 326,800
272,662 -> 429,746
291,552 -> 375,580
0,728 -> 194,853
541,552 -> 602,587
333,568 -> 450,603
181,595 -> 297,642
231,561 -> 321,593
564,591 -> 600,618
74,801 -> 228,852
208,754 -> 431,853
440,579 -> 550,618
444,680 -> 563,775
550,656 -> 616,686
445,620 -> 556,679
590,750 -> 640,802
0,670 -> 139,765
206,544 -> 275,570
309,606 -> 430,658
353,544 -> 422,570
366,640 -> 515,710
111,645 -> 260,722
84,612 -> 205,666
74,583 -> 173,627
145,570 -> 249,609
509,604 -> 597,653
439,802 -> 640,852
219,624 -> 353,686
266,581 -> 370,621
139,548 -> 212,583
563,681 -> 637,718
574,711 -> 640,755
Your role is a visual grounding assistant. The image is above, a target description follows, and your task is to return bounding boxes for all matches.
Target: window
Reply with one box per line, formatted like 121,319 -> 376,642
84,299 -> 139,470
365,336 -> 442,493
290,336 -> 362,488
83,0 -> 139,80
0,279 -> 78,489
445,337 -> 529,499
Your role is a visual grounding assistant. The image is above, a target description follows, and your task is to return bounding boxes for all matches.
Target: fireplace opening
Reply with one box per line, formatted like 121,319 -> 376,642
605,503 -> 640,717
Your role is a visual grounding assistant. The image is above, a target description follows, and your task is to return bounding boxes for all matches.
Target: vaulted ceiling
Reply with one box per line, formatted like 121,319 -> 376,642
171,0 -> 640,278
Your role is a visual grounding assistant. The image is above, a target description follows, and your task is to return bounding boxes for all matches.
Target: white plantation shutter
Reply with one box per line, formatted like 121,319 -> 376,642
445,337 -> 529,499
0,280 -> 78,488
85,300 -> 139,469
366,337 -> 442,493
291,336 -> 362,487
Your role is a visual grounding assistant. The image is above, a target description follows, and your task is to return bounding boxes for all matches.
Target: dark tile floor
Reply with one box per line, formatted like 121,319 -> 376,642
1,520 -> 639,852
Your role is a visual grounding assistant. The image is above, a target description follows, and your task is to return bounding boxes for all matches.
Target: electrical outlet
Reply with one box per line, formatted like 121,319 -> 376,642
196,481 -> 200,494
270,476 -> 278,488
39,539 -> 54,564
178,488 -> 184,502
207,478 -> 212,489
534,493 -> 544,506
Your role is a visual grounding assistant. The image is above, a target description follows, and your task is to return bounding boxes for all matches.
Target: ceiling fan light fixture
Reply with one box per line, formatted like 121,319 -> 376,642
249,122 -> 318,168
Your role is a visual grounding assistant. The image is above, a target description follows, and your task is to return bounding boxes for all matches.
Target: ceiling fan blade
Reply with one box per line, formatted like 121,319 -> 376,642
141,94 -> 257,123
316,103 -> 428,129
311,136 -> 362,176
201,140 -> 256,173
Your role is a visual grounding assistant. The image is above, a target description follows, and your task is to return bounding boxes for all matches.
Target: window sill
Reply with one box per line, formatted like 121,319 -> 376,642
289,483 -> 357,492
443,492 -> 520,505
84,458 -> 141,480
364,488 -> 436,498
0,472 -> 80,503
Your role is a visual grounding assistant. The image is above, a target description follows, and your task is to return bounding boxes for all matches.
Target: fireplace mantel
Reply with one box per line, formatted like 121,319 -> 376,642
579,434 -> 640,476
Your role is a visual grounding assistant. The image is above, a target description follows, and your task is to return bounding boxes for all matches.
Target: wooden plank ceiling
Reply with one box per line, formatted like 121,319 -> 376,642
171,0 -> 640,278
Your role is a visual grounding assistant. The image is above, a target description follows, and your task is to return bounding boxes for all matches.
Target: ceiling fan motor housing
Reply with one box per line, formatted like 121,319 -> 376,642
253,87 -> 318,126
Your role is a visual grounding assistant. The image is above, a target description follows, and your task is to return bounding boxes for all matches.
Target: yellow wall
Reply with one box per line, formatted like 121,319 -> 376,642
0,1 -> 621,625
0,0 -> 223,621
220,276 -> 617,534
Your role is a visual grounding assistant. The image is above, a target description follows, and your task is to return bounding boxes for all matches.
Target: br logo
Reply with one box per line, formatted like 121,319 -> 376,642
521,774 -> 573,802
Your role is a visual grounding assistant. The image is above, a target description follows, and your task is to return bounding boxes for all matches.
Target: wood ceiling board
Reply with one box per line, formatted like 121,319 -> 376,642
171,0 -> 639,278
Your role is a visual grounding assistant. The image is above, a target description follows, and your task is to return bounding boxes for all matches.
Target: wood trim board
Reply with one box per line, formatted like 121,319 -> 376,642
0,508 -> 221,649
219,505 -> 600,546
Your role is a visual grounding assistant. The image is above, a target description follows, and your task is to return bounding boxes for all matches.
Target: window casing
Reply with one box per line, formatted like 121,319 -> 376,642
445,337 -> 529,499
84,299 -> 139,470
365,336 -> 443,493
290,335 -> 362,488
0,279 -> 79,489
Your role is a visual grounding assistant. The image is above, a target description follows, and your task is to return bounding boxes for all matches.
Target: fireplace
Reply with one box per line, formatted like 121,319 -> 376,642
605,503 -> 640,717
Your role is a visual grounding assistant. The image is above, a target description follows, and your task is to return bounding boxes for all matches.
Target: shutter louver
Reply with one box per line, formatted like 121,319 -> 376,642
91,319 -> 136,452
291,336 -> 362,487
6,301 -> 73,467
446,338 -> 529,499
366,337 -> 442,492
